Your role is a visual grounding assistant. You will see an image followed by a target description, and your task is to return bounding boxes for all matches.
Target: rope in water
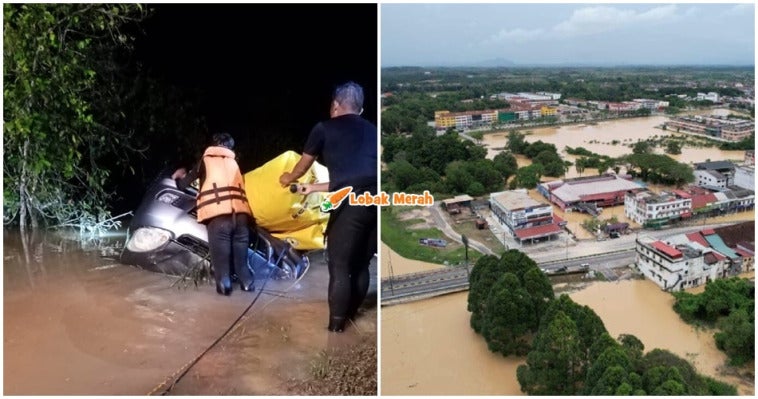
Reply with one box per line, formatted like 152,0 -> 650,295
146,249 -> 309,395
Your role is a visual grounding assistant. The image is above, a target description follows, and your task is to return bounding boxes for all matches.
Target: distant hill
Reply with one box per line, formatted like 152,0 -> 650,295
473,58 -> 516,67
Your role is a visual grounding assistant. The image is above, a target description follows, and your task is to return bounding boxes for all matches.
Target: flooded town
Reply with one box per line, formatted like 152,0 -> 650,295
379,3 -> 754,395
3,2 -> 755,397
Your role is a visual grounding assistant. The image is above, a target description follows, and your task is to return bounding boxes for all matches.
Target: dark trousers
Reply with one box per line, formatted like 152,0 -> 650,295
206,213 -> 254,288
326,201 -> 377,321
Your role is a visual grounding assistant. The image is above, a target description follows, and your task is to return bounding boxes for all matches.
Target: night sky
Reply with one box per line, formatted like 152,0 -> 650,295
115,3 -> 377,213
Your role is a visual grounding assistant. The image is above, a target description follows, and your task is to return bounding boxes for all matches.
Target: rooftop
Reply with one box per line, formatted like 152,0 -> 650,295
694,161 -> 735,171
513,223 -> 562,240
544,174 -> 642,203
491,190 -> 546,211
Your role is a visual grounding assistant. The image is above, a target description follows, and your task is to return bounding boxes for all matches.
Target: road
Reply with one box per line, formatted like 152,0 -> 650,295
380,221 -> 747,306
427,203 -> 496,256
381,248 -> 636,306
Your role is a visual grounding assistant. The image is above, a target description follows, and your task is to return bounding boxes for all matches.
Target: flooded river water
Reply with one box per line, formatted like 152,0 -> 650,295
380,247 -> 755,396
4,229 -> 377,395
481,109 -> 747,178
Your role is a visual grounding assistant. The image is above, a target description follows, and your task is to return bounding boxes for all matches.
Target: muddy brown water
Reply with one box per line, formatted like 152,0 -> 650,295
481,109 -> 747,176
380,249 -> 754,396
3,229 -> 377,395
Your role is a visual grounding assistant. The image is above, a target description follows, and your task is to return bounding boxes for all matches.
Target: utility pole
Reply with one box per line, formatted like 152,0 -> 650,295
462,234 -> 470,278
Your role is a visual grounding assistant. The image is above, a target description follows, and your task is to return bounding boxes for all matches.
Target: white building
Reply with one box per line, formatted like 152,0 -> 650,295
624,189 -> 693,226
536,91 -> 562,100
694,169 -> 729,190
693,161 -> 735,188
696,92 -> 720,102
636,235 -> 728,291
490,190 -> 553,234
712,188 -> 755,213
734,165 -> 755,191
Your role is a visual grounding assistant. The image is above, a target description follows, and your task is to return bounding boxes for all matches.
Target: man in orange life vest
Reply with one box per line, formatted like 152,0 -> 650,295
174,133 -> 255,296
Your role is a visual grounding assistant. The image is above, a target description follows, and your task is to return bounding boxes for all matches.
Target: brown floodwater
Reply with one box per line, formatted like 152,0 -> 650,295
482,109 -> 747,178
3,229 -> 377,395
380,249 -> 755,396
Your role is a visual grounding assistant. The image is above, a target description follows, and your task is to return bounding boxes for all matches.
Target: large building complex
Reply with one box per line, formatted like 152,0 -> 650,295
434,105 -> 557,131
664,115 -> 754,142
624,189 -> 693,228
635,221 -> 753,291
538,174 -> 643,212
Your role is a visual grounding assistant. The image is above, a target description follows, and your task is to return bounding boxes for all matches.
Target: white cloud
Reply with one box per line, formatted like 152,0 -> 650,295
553,5 -> 678,37
720,3 -> 753,17
486,4 -> 681,44
489,27 -> 545,43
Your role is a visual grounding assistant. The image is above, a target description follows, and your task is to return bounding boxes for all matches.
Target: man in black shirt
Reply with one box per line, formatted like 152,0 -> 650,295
280,81 -> 377,332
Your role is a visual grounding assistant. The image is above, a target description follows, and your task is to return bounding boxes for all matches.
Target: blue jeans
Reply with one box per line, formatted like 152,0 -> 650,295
206,213 -> 254,289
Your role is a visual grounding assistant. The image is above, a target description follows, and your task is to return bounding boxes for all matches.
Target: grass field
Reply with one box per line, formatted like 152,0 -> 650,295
380,207 -> 483,266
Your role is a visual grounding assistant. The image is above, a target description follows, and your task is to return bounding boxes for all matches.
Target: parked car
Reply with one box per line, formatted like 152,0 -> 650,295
418,238 -> 447,248
120,169 -> 309,281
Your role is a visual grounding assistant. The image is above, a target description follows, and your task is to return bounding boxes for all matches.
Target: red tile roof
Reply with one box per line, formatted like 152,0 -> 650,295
514,223 -> 562,240
651,241 -> 683,259
735,248 -> 754,258
672,189 -> 692,199
686,232 -> 710,248
702,229 -> 716,236
691,193 -> 718,209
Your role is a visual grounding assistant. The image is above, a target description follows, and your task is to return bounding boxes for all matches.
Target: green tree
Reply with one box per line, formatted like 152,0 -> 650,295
482,273 -> 535,356
467,255 -> 503,333
517,311 -> 583,395
387,160 -> 421,191
4,4 -> 148,233
714,308 -> 755,366
632,140 -> 653,154
493,151 -> 518,183
584,345 -> 638,395
510,164 -> 544,189
507,130 -> 528,154
665,140 -> 683,155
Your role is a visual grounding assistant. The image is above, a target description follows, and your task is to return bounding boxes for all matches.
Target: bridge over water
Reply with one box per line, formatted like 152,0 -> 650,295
381,248 -> 636,306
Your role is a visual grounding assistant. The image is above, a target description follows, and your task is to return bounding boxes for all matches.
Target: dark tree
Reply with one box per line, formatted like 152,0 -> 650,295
517,311 -> 583,395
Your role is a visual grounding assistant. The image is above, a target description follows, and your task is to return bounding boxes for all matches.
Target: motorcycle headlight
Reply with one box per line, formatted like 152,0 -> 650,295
126,227 -> 171,252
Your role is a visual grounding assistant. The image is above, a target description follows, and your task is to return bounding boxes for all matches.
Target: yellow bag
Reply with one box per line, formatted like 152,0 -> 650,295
244,151 -> 329,247
272,223 -> 327,251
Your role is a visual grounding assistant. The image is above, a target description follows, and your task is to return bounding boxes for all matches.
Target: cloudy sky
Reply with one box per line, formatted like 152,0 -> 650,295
381,3 -> 755,67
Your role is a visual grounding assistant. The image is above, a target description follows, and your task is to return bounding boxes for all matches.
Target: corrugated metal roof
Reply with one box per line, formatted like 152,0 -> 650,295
703,233 -> 739,259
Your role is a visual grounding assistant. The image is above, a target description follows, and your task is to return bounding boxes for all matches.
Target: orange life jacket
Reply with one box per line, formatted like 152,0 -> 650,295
196,146 -> 252,223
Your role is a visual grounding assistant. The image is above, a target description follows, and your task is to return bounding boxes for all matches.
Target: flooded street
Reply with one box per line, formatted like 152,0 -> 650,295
380,249 -> 754,396
4,229 -> 377,395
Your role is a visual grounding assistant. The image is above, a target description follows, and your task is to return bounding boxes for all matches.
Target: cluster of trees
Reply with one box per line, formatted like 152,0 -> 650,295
505,131 -> 569,188
466,252 -> 738,395
719,132 -> 755,151
624,153 -> 694,187
4,4 -> 209,234
382,128 -> 517,196
467,250 -> 554,356
382,67 -> 750,109
565,146 -> 615,175
673,277 -> 755,366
